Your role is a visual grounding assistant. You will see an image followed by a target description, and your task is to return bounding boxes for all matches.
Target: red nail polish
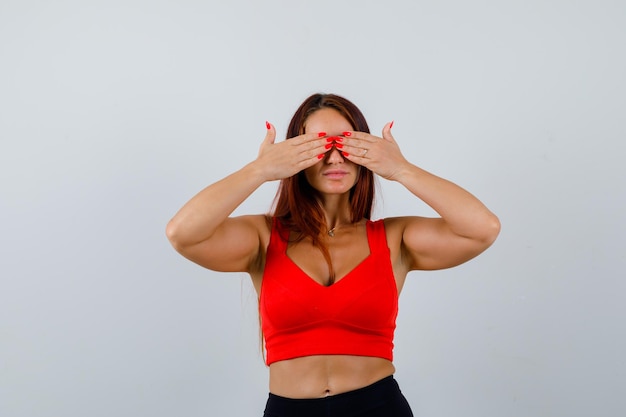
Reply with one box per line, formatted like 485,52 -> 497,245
266,121 -> 271,130
389,121 -> 394,129
317,153 -> 325,159
325,143 -> 333,149
326,137 -> 335,142
334,137 -> 343,142
318,132 -> 327,137
334,143 -> 344,149
342,131 -> 352,137
341,151 -> 349,157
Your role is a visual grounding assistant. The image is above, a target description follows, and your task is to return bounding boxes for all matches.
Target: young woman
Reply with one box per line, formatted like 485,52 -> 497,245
166,93 -> 500,416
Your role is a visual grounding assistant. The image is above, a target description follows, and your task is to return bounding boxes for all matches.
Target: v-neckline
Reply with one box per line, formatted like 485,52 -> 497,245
286,252 -> 372,288
284,221 -> 372,288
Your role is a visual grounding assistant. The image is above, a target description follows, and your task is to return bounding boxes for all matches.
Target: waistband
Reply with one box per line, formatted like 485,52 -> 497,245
264,375 -> 403,417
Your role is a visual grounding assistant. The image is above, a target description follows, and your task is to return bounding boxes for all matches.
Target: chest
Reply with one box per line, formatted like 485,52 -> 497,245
286,233 -> 371,286
261,237 -> 398,330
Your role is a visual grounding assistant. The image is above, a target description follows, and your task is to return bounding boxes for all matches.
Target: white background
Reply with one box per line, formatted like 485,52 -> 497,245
1,1 -> 625,416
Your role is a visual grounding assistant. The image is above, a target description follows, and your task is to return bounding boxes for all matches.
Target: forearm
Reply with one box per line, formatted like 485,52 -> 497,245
166,161 -> 267,247
394,162 -> 500,242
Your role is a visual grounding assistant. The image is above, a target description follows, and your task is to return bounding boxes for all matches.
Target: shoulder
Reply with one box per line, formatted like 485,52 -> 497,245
377,217 -> 422,284
381,216 -> 431,254
378,217 -> 402,244
381,216 -> 414,238
238,214 -> 273,273
246,214 -> 273,243
225,214 -> 273,257
383,216 -> 431,234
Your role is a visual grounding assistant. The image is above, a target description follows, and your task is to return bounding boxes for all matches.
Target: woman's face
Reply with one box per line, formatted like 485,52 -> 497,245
303,108 -> 359,195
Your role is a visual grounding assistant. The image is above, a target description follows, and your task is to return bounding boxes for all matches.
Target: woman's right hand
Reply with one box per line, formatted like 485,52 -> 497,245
255,123 -> 331,181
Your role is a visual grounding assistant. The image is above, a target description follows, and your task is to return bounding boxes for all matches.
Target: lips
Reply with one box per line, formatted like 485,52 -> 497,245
323,169 -> 348,179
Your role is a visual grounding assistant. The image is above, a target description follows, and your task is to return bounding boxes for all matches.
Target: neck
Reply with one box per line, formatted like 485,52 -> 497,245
318,193 -> 354,236
325,212 -> 352,230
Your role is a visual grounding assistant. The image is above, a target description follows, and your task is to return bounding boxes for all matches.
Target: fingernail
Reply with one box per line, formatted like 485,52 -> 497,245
325,143 -> 333,149
326,137 -> 335,142
318,132 -> 327,137
327,136 -> 342,142
334,143 -> 344,149
342,131 -> 352,136
389,121 -> 394,129
317,153 -> 325,159
266,121 -> 271,130
341,151 -> 349,157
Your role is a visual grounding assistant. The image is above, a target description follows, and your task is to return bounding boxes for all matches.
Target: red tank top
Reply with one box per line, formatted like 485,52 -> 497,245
260,218 -> 398,365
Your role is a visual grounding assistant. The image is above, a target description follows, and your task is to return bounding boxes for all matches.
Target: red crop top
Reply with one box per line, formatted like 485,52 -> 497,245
260,218 -> 399,365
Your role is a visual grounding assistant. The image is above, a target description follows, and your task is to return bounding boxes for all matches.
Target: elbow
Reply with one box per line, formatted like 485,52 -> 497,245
165,218 -> 183,251
483,213 -> 501,246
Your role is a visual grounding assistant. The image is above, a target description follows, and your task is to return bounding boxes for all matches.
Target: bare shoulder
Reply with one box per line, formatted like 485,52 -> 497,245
384,214 -> 498,271
382,216 -> 428,243
246,214 -> 273,249
235,213 -> 271,229
381,217 -> 424,258
225,213 -> 273,257
382,216 -> 436,271
381,217 -> 427,291
238,214 -> 273,272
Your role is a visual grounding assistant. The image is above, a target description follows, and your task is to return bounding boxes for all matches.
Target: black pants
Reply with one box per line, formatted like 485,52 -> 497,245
263,376 -> 414,417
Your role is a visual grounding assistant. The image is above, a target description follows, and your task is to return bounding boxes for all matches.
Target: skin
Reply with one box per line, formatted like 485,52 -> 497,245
166,107 -> 501,398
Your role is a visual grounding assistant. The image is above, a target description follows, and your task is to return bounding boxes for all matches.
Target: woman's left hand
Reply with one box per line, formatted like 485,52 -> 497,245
339,122 -> 409,181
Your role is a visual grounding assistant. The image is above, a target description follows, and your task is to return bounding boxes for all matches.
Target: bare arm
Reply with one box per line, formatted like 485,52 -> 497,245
165,165 -> 268,272
387,166 -> 500,270
341,123 -> 500,271
166,124 -> 331,273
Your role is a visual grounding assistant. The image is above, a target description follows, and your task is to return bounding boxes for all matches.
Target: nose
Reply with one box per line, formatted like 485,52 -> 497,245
326,146 -> 345,164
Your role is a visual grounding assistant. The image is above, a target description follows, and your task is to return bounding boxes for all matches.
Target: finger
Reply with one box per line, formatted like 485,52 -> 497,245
336,141 -> 368,158
342,131 -> 377,143
382,121 -> 395,143
285,134 -> 331,161
288,134 -> 332,162
293,146 -> 332,170
312,141 -> 335,161
299,144 -> 332,163
339,150 -> 366,166
264,121 -> 276,144
342,131 -> 371,142
290,131 -> 329,146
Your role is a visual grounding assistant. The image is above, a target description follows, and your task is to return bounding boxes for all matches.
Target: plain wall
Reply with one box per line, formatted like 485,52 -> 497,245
1,0 -> 624,416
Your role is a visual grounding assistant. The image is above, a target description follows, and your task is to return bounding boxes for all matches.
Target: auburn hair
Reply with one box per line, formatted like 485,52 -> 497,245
270,93 -> 375,285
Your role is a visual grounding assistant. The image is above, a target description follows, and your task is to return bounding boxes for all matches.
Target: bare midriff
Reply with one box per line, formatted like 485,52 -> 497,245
268,355 -> 396,399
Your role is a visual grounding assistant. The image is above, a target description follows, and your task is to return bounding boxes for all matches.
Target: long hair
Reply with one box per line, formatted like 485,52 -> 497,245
270,93 -> 375,284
